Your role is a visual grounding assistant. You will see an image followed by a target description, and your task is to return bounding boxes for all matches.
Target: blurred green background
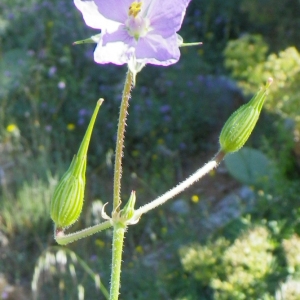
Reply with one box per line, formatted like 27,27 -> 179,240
1,0 -> 300,299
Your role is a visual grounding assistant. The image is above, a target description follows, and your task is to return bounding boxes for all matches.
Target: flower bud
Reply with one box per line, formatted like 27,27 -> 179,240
50,99 -> 103,229
120,191 -> 136,222
219,78 -> 272,153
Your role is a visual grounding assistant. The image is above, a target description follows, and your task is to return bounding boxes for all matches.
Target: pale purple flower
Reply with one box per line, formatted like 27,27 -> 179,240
48,66 -> 57,77
45,125 -> 52,132
58,81 -> 66,89
74,0 -> 191,71
159,104 -> 171,113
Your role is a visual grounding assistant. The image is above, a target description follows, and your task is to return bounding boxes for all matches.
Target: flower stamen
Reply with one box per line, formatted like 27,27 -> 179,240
128,2 -> 142,18
126,1 -> 149,41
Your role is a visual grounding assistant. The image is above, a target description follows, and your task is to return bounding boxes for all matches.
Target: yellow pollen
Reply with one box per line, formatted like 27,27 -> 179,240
129,1 -> 142,18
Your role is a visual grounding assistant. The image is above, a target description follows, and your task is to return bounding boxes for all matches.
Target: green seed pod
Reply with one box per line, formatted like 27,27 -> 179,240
219,79 -> 272,153
50,99 -> 103,229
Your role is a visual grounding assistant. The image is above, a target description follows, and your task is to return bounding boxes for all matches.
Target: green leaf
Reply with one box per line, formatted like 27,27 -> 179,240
224,147 -> 275,186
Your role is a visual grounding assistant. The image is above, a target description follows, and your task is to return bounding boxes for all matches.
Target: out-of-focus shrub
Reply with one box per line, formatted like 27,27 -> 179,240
282,234 -> 300,275
180,226 -> 275,299
275,278 -> 300,300
179,238 -> 230,285
224,34 -> 300,131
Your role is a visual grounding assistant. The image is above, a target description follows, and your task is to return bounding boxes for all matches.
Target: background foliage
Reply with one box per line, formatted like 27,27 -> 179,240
1,0 -> 300,299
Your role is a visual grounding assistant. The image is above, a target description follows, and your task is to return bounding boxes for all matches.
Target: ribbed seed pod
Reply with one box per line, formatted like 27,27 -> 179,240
219,79 -> 272,153
50,156 -> 86,229
50,99 -> 103,229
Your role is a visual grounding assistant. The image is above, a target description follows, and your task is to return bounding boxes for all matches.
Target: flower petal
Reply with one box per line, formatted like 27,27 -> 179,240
74,0 -> 104,29
74,0 -> 120,32
135,33 -> 180,66
145,0 -> 191,37
75,0 -> 191,68
93,0 -> 132,24
94,28 -> 135,65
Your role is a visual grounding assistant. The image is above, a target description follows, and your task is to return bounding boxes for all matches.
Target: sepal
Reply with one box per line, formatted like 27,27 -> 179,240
73,33 -> 101,45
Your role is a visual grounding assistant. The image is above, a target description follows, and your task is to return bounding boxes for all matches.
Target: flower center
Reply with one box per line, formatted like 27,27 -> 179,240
126,1 -> 150,41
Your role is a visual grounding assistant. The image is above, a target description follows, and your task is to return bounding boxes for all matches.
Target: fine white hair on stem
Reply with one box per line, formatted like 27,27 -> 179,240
133,151 -> 225,219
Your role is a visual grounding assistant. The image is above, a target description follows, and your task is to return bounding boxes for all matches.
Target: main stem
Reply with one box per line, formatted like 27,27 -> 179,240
113,70 -> 133,211
110,70 -> 133,300
110,223 -> 126,300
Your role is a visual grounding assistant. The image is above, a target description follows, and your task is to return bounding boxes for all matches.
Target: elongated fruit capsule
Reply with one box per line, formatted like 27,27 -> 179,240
219,79 -> 272,153
50,99 -> 103,229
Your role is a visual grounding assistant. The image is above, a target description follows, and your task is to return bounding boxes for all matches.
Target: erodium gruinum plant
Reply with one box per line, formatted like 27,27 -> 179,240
49,1 -> 273,299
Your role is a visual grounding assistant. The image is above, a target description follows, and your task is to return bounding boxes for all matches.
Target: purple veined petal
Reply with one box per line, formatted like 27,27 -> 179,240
144,0 -> 191,37
75,0 -> 191,68
93,0 -> 132,24
74,0 -> 120,32
74,0 -> 104,29
94,28 -> 136,65
135,33 -> 180,66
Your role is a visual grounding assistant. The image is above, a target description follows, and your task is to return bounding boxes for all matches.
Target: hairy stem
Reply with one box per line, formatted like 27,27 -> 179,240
113,70 -> 133,211
109,223 -> 126,300
55,220 -> 112,245
134,151 -> 226,218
